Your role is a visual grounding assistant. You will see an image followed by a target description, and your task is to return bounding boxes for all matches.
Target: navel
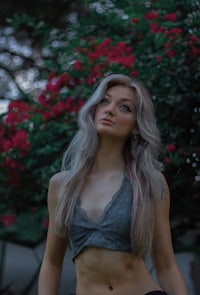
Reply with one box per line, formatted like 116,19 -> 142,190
108,285 -> 114,291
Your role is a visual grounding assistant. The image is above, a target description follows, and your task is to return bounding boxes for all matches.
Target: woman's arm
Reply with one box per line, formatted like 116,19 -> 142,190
152,174 -> 188,295
38,173 -> 68,295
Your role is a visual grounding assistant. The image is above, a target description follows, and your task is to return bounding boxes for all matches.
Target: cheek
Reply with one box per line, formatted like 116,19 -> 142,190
121,118 -> 136,136
120,115 -> 136,128
93,106 -> 101,124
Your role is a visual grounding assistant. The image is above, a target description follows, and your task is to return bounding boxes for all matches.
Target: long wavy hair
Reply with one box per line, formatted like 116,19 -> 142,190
55,74 -> 163,257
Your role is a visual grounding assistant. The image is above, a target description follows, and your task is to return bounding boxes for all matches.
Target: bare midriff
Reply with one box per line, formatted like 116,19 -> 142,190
75,247 -> 162,295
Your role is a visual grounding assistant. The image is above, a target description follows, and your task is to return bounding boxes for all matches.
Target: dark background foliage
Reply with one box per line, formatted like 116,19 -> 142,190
0,0 -> 200,251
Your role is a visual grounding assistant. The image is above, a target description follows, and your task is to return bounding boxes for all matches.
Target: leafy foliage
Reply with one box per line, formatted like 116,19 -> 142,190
0,0 -> 199,250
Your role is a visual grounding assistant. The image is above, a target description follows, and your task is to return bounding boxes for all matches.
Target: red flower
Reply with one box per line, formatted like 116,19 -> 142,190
47,72 -> 56,82
74,60 -> 83,70
2,139 -> 12,152
130,17 -> 139,23
12,130 -> 30,157
87,74 -> 97,85
41,110 -> 51,120
52,101 -> 66,116
164,13 -> 177,22
191,47 -> 200,57
189,35 -> 198,43
42,219 -> 49,229
150,23 -> 166,34
0,214 -> 17,227
3,157 -> 18,169
59,73 -> 70,84
130,70 -> 138,78
164,157 -> 171,165
0,123 -> 4,138
166,144 -> 176,152
166,49 -> 177,57
166,28 -> 183,37
156,55 -> 163,62
150,23 -> 159,34
144,10 -> 160,20
5,101 -> 34,126
46,81 -> 61,94
3,158 -> 25,187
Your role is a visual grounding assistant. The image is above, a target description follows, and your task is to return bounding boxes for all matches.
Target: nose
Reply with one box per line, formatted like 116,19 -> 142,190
105,102 -> 115,116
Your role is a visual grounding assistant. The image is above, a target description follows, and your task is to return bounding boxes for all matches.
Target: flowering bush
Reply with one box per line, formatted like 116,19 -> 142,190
0,0 -> 199,249
0,73 -> 85,244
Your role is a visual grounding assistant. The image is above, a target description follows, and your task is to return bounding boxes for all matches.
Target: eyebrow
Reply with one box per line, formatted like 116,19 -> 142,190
105,92 -> 134,103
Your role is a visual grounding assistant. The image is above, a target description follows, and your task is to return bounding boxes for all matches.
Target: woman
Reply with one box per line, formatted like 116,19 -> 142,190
38,74 -> 188,295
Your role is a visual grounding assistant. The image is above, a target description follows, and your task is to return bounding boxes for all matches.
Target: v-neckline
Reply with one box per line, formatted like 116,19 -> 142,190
77,176 -> 126,224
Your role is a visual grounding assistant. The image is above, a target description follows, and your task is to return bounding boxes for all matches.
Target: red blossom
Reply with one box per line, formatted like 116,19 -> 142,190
150,23 -> 159,33
0,123 -> 4,138
87,74 -> 97,85
73,100 -> 85,113
3,157 -> 25,187
166,144 -> 176,152
46,81 -> 61,94
42,219 -> 49,229
165,28 -> 183,37
12,130 -> 30,157
47,72 -> 56,82
166,49 -> 177,57
130,70 -> 138,78
0,214 -> 17,227
52,101 -> 66,116
3,157 -> 18,169
156,55 -> 163,62
189,35 -> 198,43
67,77 -> 80,88
164,157 -> 171,165
87,38 -> 112,62
91,64 -> 106,74
5,101 -> 34,126
59,73 -> 70,85
150,23 -> 166,34
109,55 -> 135,68
164,42 -> 170,48
41,110 -> 52,120
74,60 -> 83,70
97,37 -> 112,52
144,10 -> 160,20
164,13 -> 177,22
130,17 -> 139,23
2,139 -> 12,152
191,47 -> 200,57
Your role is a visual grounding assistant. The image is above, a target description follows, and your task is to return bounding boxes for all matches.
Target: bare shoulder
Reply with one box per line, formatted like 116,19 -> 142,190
154,171 -> 169,200
160,172 -> 170,198
48,171 -> 70,202
50,170 -> 70,186
154,172 -> 170,213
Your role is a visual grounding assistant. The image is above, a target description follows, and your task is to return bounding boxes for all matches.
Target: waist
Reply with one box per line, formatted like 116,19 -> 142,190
75,246 -> 160,294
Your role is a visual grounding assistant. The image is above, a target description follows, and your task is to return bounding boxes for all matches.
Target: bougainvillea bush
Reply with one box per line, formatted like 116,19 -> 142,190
0,0 -> 199,249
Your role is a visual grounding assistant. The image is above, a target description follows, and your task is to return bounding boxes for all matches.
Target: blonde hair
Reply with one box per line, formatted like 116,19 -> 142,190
55,74 -> 163,257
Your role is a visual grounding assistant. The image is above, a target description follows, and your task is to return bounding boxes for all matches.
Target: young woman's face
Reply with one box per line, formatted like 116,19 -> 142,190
94,84 -> 137,141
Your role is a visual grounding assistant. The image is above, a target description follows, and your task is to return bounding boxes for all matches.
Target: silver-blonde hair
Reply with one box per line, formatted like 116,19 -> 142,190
55,74 -> 163,257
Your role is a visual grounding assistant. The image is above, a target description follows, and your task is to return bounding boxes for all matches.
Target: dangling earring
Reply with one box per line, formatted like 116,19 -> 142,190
131,133 -> 140,148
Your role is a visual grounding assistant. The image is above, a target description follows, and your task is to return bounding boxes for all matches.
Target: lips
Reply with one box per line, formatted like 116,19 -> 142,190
100,118 -> 114,125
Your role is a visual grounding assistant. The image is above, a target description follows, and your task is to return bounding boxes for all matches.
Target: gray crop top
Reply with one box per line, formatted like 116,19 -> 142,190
69,176 -> 133,260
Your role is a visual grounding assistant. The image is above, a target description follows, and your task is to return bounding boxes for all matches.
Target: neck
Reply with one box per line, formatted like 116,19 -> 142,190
91,137 -> 126,176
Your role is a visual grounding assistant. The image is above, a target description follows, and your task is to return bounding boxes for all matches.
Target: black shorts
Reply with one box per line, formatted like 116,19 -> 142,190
145,291 -> 168,295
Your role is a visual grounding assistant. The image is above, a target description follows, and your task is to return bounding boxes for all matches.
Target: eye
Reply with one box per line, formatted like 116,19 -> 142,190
120,105 -> 132,112
100,97 -> 109,104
